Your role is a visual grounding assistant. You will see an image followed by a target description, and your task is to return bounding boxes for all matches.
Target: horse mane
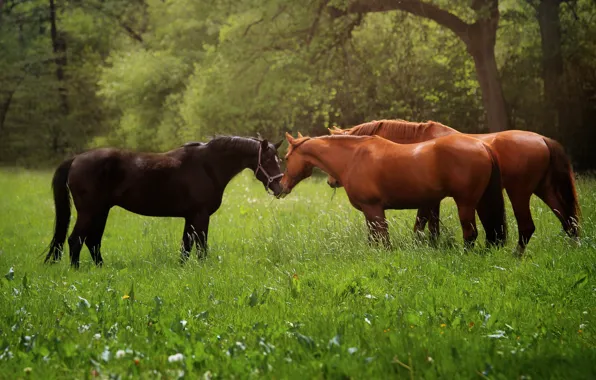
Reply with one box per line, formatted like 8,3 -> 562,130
344,119 -> 455,141
204,136 -> 260,155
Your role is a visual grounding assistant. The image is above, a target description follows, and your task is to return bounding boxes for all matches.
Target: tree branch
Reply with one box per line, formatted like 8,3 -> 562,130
73,0 -> 144,43
331,0 -> 471,45
243,17 -> 264,36
306,0 -> 329,45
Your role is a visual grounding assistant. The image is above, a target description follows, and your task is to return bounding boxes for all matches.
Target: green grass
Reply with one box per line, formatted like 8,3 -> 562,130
0,168 -> 595,379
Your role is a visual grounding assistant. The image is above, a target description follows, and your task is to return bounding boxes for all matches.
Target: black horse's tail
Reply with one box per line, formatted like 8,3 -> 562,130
44,157 -> 75,263
478,144 -> 507,247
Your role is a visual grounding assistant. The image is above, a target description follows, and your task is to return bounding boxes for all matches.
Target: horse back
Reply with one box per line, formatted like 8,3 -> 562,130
66,148 -> 191,212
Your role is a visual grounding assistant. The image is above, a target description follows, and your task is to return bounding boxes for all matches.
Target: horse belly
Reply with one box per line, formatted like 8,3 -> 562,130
384,188 -> 445,209
379,172 -> 445,210
114,182 -> 195,218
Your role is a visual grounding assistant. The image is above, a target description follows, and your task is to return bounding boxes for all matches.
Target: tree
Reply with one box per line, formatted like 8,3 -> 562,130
49,0 -> 69,152
332,0 -> 509,132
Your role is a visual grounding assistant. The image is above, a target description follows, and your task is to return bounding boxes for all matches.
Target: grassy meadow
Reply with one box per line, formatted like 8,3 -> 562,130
0,168 -> 595,379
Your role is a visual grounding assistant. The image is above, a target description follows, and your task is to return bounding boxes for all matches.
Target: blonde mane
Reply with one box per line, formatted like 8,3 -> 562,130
285,134 -> 373,159
340,119 -> 457,142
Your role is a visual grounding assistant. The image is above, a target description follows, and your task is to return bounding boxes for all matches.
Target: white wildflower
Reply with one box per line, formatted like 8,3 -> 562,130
486,330 -> 507,339
101,346 -> 110,362
168,353 -> 184,363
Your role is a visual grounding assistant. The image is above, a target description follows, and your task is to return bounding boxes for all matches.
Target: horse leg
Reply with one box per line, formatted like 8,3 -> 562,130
477,196 -> 509,249
84,209 -> 110,267
427,203 -> 441,243
191,213 -> 210,260
68,212 -> 93,269
507,191 -> 535,256
180,219 -> 195,263
362,205 -> 390,249
455,202 -> 478,250
413,208 -> 429,235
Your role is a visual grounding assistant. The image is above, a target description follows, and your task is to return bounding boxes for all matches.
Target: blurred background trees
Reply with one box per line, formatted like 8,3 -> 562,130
1,0 -> 595,168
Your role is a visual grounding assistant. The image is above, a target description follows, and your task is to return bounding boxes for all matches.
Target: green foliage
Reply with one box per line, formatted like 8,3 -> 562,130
0,169 -> 595,377
98,49 -> 190,149
1,0 -> 596,167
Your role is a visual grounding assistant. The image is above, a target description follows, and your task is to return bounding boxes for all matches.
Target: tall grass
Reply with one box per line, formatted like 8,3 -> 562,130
0,169 -> 594,379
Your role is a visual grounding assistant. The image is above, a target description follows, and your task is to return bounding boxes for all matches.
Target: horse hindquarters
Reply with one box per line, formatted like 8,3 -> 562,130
476,145 -> 507,247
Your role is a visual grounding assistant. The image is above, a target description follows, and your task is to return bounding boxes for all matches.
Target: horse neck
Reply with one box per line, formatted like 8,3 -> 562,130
301,138 -> 358,180
204,144 -> 259,188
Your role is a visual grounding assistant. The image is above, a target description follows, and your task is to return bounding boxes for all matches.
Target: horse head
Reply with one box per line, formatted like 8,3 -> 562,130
278,132 -> 313,197
254,138 -> 285,197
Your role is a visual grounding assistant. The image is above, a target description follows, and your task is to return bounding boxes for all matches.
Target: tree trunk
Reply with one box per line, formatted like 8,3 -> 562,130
49,0 -> 69,153
537,0 -> 565,138
467,23 -> 508,132
0,79 -> 23,134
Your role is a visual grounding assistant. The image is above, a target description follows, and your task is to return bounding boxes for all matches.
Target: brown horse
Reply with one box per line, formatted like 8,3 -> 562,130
279,132 -> 507,249
44,136 -> 284,268
328,120 -> 580,254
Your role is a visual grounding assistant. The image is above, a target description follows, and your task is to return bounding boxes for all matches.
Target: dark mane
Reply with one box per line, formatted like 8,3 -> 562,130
183,136 -> 260,155
345,119 -> 454,141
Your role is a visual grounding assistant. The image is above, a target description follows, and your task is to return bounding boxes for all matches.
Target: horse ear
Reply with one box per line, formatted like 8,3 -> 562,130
274,139 -> 283,150
285,132 -> 295,144
260,138 -> 269,151
297,132 -> 303,138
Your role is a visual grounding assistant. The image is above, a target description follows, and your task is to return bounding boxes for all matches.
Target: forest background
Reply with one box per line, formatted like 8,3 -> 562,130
1,0 -> 595,169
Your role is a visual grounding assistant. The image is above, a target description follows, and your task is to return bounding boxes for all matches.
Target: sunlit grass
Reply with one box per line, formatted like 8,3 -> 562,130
0,169 -> 595,379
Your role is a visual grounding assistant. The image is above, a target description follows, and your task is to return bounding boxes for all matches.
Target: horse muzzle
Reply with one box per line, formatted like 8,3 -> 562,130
327,179 -> 341,188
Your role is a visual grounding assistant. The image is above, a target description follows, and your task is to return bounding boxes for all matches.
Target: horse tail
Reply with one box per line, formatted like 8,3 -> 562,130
479,144 -> 507,246
542,137 -> 581,237
44,157 -> 75,263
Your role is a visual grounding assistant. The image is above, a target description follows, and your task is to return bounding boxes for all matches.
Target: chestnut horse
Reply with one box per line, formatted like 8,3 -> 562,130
280,132 -> 507,249
44,136 -> 284,268
328,120 -> 580,254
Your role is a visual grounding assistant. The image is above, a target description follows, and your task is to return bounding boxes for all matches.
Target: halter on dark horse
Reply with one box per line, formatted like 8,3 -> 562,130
44,136 -> 284,268
254,141 -> 284,193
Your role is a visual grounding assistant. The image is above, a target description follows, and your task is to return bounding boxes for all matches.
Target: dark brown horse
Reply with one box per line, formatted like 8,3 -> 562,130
328,120 -> 580,254
44,136 -> 284,268
280,133 -> 506,249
